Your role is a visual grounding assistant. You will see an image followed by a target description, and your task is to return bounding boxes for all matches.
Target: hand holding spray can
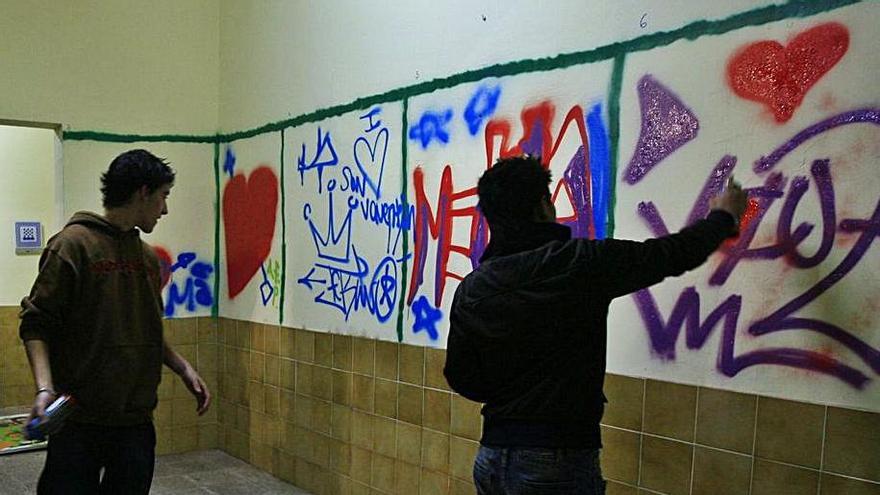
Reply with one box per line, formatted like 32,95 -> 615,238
26,394 -> 77,441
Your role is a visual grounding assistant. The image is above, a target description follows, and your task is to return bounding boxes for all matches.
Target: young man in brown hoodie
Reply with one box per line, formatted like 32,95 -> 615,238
19,149 -> 211,494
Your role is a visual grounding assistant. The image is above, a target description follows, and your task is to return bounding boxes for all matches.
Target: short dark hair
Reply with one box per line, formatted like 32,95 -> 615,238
100,149 -> 175,208
477,155 -> 551,228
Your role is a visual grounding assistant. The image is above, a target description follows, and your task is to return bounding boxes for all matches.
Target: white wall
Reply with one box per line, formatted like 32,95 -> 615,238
218,0 -> 774,133
0,125 -> 59,305
0,0 -> 219,135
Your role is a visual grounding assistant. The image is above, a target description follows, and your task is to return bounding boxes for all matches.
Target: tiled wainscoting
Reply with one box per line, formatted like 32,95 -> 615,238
2,308 -> 878,495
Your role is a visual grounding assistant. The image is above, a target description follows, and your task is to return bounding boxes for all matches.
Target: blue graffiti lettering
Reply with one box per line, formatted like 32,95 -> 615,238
223,147 -> 236,178
464,84 -> 502,136
411,295 -> 442,340
298,127 -> 339,194
164,252 -> 214,317
408,109 -> 453,149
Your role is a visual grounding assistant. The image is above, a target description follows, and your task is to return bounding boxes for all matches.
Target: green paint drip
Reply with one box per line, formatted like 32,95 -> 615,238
280,129 -> 287,326
606,53 -> 626,239
396,98 -> 410,344
212,142 -> 221,318
62,0 -> 861,144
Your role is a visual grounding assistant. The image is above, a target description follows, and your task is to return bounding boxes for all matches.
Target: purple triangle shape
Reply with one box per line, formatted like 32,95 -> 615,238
625,75 -> 699,185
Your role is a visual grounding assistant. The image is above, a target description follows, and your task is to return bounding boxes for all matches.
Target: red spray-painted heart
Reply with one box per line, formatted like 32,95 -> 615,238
727,22 -> 849,123
222,166 -> 279,299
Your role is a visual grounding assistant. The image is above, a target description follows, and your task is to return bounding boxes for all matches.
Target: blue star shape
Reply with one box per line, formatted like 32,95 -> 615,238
412,295 -> 442,340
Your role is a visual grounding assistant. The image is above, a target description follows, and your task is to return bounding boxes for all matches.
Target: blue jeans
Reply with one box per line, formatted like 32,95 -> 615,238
474,445 -> 606,494
37,421 -> 156,495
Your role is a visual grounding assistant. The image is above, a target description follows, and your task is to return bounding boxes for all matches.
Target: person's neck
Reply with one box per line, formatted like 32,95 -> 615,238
103,208 -> 137,232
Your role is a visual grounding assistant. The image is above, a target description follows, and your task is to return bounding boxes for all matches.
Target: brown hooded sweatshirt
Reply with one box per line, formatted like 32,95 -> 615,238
20,211 -> 164,426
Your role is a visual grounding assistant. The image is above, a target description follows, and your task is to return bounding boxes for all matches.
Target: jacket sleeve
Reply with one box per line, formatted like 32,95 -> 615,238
591,210 -> 736,299
443,291 -> 490,403
19,247 -> 78,342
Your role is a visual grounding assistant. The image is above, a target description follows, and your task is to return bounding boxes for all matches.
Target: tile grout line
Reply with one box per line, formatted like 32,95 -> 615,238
749,395 -> 759,495
637,378 -> 646,488
689,387 -> 700,495
817,405 -> 828,495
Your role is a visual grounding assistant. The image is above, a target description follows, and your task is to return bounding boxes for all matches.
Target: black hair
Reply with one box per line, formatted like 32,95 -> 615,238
477,155 -> 551,228
100,149 -> 175,208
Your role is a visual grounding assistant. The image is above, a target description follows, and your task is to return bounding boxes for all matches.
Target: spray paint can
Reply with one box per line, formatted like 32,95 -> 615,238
26,394 -> 77,441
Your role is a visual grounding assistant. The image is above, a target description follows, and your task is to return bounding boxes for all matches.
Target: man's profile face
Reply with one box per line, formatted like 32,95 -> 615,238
137,183 -> 172,234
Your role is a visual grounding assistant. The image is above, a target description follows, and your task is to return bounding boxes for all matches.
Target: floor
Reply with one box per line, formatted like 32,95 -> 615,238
0,448 -> 311,495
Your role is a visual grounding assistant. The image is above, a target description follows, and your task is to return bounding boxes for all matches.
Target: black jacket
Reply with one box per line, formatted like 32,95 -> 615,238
444,211 -> 736,448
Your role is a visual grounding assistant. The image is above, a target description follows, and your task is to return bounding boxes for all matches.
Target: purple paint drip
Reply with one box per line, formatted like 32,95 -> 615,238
686,155 -> 737,226
562,146 -> 592,238
625,75 -> 700,184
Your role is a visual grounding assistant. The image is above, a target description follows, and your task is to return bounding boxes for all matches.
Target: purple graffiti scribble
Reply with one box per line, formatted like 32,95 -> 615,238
754,108 -> 880,172
631,108 -> 880,388
520,118 -> 545,157
562,146 -> 593,238
625,75 -> 700,185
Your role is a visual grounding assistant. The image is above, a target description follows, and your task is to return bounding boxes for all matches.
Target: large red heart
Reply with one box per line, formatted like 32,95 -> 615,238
727,22 -> 849,123
223,166 -> 279,299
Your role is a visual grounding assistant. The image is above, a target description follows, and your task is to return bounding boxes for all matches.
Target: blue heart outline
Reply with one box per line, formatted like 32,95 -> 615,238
353,127 -> 389,199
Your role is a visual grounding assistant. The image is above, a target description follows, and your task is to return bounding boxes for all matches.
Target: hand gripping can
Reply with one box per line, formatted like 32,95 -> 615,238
26,394 -> 77,441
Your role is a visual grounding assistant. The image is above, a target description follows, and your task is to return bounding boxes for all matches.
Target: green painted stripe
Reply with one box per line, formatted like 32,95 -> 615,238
606,53 -> 626,238
280,129 -> 287,326
62,0 -> 860,144
212,142 -> 221,318
396,98 -> 410,343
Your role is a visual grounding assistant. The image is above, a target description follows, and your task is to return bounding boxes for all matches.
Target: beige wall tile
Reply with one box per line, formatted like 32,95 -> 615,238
333,334 -> 353,371
352,337 -> 375,376
313,365 -> 334,402
425,348 -> 450,391
421,430 -> 450,473
251,323 -> 265,352
643,379 -> 696,442
605,481 -> 638,495
751,459 -> 819,495
264,324 -> 280,356
695,387 -> 756,454
424,389 -> 451,433
373,415 -> 397,457
296,329 -> 316,363
351,446 -> 372,484
295,395 -> 314,429
449,436 -> 479,481
640,435 -> 693,495
280,327 -> 297,359
824,406 -> 880,481
297,362 -> 315,397
399,383 -> 424,426
450,395 -> 481,441
331,403 -> 353,443
312,399 -> 332,435
420,468 -> 449,495
172,425 -> 199,453
400,344 -> 425,385
281,359 -> 296,391
755,396 -> 823,468
603,374 -> 644,431
376,341 -> 399,380
691,446 -> 751,495
330,438 -> 352,475
281,389 -> 296,421
333,370 -> 353,406
396,460 -> 421,494
198,423 -> 219,450
249,351 -> 265,383
375,378 -> 398,419
373,453 -> 396,493
265,354 -> 281,387
352,374 -> 375,412
600,426 -> 640,484
315,332 -> 333,367
820,473 -> 880,495
352,410 -> 374,450
397,422 -> 423,463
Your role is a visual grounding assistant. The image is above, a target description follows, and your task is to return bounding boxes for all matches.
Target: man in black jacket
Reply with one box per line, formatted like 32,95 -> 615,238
444,155 -> 746,494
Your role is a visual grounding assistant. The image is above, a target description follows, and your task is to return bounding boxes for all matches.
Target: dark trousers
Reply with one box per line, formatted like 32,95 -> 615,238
37,421 -> 156,495
474,445 -> 606,495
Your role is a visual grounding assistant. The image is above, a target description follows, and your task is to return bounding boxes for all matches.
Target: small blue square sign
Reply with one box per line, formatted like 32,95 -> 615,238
15,222 -> 43,254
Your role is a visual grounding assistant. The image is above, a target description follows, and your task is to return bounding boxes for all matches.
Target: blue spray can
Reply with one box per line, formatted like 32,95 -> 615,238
26,394 -> 77,441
